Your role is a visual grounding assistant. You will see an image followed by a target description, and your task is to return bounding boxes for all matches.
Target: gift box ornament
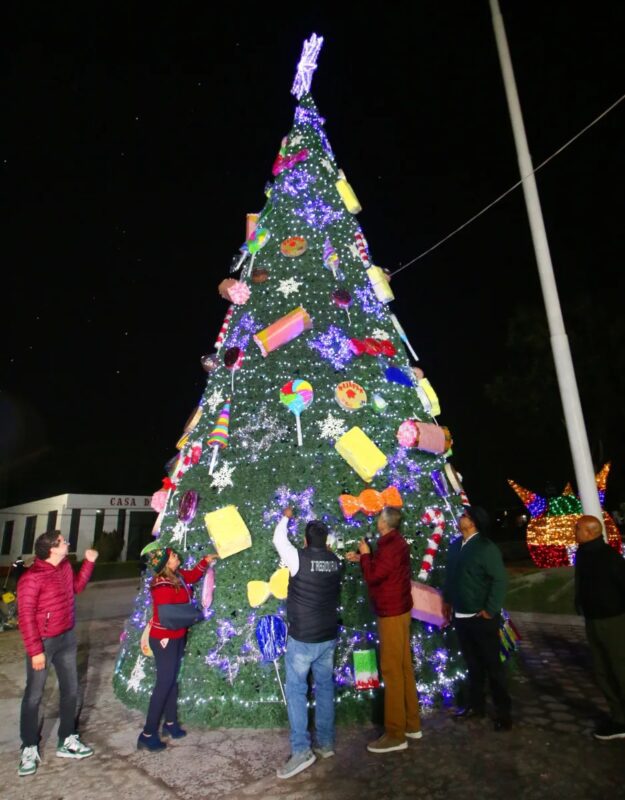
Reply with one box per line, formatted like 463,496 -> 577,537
253,306 -> 313,357
410,581 -> 446,627
499,611 -> 522,662
335,427 -> 387,483
204,505 -> 252,559
335,169 -> 362,214
397,420 -> 452,454
353,649 -> 380,690
416,378 -> 441,417
366,266 -> 394,304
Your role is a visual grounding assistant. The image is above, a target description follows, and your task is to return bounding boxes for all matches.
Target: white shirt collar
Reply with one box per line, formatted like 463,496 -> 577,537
461,531 -> 479,548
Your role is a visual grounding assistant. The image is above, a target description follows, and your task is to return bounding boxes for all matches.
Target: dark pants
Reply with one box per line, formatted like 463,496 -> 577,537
454,615 -> 511,719
144,636 -> 185,735
21,629 -> 78,747
586,613 -> 625,724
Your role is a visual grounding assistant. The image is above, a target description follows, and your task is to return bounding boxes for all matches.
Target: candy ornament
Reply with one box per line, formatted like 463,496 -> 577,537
255,614 -> 288,704
323,237 -> 340,278
418,507 -> 446,581
338,486 -> 403,518
218,278 -> 251,305
366,266 -> 394,304
246,212 -> 259,240
207,400 -> 231,475
397,420 -> 452,454
214,304 -> 235,351
251,267 -> 269,284
335,169 -> 362,214
334,427 -> 387,483
280,236 -> 307,257
331,288 -> 352,324
335,380 -> 367,411
178,490 -> 200,523
390,313 -> 420,362
224,346 -> 244,392
253,306 -> 312,357
280,379 -> 314,446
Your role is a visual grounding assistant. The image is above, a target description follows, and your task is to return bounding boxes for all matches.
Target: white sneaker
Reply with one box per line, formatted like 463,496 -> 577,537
18,745 -> 41,777
56,734 -> 94,759
405,730 -> 423,739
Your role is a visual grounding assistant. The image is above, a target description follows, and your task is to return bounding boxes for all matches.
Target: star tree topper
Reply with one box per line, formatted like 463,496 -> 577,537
291,34 -> 324,99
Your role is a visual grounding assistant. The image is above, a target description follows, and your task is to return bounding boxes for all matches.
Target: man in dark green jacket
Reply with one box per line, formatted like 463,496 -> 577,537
575,514 -> 625,741
443,507 -> 511,730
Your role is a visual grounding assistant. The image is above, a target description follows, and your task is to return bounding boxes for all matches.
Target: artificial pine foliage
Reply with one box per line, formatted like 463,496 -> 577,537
113,35 -> 467,727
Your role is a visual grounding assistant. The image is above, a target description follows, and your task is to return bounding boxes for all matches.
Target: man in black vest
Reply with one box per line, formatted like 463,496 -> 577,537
273,507 -> 342,779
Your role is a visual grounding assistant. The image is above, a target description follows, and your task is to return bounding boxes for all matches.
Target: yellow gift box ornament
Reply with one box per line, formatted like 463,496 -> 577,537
204,505 -> 252,559
247,567 -> 290,607
335,169 -> 362,214
335,427 -> 388,483
366,266 -> 395,304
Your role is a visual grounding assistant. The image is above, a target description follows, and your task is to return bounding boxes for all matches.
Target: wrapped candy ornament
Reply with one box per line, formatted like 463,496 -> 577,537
255,614 -> 288,704
338,486 -> 403,518
335,169 -> 362,214
218,278 -> 251,305
410,582 -> 446,627
323,237 -> 340,278
366,266 -> 394,304
397,420 -> 452,454
253,306 -> 312,357
353,649 -> 380,690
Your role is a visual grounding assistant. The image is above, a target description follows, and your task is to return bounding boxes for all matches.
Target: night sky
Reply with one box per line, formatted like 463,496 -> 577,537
3,3 -> 624,515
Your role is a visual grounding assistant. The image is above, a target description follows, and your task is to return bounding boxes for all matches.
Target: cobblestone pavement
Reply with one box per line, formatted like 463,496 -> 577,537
0,596 -> 623,800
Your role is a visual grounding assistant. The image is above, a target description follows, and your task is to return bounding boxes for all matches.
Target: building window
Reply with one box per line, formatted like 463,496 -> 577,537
22,516 -> 38,555
93,510 -> 105,543
1,521 -> 14,555
68,509 -> 81,553
47,510 -> 58,531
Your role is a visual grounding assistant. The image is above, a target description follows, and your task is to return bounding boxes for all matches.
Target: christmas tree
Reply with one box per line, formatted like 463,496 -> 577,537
113,34 -> 467,727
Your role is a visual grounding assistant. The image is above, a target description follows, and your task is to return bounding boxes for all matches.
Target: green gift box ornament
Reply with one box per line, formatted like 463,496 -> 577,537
353,649 -> 380,690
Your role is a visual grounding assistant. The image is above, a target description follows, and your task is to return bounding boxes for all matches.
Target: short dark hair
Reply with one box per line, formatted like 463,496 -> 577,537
465,506 -> 491,533
35,530 -> 62,560
380,507 -> 402,530
305,520 -> 329,548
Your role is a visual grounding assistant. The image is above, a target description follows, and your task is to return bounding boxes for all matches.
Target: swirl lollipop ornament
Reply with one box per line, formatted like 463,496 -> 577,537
280,379 -> 314,447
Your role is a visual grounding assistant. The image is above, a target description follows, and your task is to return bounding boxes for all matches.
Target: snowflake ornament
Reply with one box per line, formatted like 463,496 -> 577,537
277,277 -> 302,298
206,387 -> 225,415
170,520 -> 188,545
234,404 -> 289,462
128,655 -> 147,692
348,243 -> 360,260
317,412 -> 348,440
211,461 -> 235,493
289,134 -> 304,147
371,329 -> 390,340
321,157 -> 334,174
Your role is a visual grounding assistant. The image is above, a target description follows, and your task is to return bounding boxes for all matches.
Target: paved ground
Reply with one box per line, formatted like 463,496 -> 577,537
0,580 -> 623,800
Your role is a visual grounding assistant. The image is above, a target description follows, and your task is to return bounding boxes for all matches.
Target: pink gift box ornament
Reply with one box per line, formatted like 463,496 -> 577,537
410,581 -> 446,627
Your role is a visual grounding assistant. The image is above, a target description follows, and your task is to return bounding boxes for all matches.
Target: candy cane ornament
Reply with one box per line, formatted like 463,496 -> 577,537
418,507 -> 446,581
214,305 -> 235,351
354,228 -> 370,267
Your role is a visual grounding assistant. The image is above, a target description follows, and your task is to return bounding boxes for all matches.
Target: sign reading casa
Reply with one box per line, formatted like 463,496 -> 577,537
108,497 -> 152,507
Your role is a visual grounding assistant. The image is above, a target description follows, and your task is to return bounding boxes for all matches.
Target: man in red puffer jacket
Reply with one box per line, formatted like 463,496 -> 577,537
346,507 -> 421,754
17,530 -> 99,778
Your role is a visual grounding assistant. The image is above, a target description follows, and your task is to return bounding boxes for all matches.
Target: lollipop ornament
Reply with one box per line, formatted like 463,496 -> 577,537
255,614 -> 288,704
224,346 -> 244,393
332,288 -> 353,325
207,400 -> 231,475
280,379 -> 314,447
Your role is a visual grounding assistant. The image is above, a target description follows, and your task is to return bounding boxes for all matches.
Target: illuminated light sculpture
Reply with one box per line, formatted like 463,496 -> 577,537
291,33 -> 324,99
508,462 -> 622,568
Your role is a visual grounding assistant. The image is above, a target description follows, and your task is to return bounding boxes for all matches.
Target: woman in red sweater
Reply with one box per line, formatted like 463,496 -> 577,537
138,547 -> 217,752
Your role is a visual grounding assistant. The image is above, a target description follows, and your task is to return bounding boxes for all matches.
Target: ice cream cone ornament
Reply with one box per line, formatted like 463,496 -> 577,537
207,401 -> 231,475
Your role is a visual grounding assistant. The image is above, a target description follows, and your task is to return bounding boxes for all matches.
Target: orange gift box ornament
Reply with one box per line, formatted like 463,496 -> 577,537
338,486 -> 403,519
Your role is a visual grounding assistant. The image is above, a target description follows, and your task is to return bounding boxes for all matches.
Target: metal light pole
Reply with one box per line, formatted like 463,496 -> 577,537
489,0 -> 604,532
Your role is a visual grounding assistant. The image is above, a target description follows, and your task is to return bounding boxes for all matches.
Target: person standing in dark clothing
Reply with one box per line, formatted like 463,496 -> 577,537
273,507 -> 342,780
575,514 -> 625,740
443,506 -> 511,731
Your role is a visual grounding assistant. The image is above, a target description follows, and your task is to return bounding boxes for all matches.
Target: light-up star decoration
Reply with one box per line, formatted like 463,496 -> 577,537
291,34 -> 324,99
508,462 -> 622,568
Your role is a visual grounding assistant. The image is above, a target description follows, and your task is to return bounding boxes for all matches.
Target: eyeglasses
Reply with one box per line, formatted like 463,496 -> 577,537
53,538 -> 68,547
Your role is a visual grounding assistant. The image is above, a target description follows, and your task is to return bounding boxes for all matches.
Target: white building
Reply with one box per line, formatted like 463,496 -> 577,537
0,493 -> 157,566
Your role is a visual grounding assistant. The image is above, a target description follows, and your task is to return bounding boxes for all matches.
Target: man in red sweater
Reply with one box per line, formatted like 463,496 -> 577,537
17,530 -> 98,777
346,507 -> 421,753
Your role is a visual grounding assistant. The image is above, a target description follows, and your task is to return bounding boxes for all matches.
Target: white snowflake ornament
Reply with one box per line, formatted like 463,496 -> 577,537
317,412 -> 348,440
128,655 -> 147,692
371,329 -> 390,340
206,387 -> 225,414
277,277 -> 302,298
211,461 -> 235,493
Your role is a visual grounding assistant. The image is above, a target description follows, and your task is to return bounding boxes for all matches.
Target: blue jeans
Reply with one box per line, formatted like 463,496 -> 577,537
21,629 -> 78,747
285,636 -> 336,754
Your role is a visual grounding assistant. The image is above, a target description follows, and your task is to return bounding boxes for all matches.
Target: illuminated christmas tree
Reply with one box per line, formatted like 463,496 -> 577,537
113,34 -> 468,727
